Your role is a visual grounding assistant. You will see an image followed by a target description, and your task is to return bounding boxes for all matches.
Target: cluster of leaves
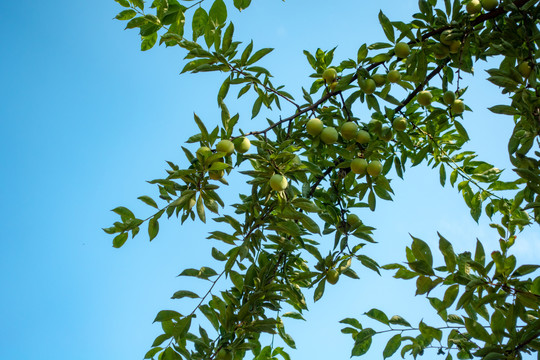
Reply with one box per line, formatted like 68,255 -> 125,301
106,0 -> 540,359
343,234 -> 540,359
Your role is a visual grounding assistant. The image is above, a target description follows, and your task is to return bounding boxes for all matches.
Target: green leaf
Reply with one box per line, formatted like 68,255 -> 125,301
221,22 -> 234,52
389,315 -> 411,327
488,105 -> 519,115
132,0 -> 144,10
115,0 -> 130,7
490,310 -> 505,342
365,308 -> 389,325
178,267 -> 218,280
282,312 -> 305,321
162,347 -> 182,360
383,334 -> 401,359
464,317 -> 492,343
442,284 -> 459,308
148,216 -> 159,241
211,247 -> 227,261
440,164 -> 446,186
138,195 -> 158,209
340,317 -> 363,329
196,194 -> 206,223
368,189 -> 376,211
352,328 -> 375,356
151,334 -> 170,347
378,11 -> 395,43
233,0 -> 251,11
487,76 -> 518,90
411,235 -> 433,267
419,321 -> 442,341
454,120 -> 469,141
298,213 -> 320,234
357,44 -> 368,62
512,264 -> 540,277
113,232 -> 128,248
115,9 -> 137,20
439,233 -> 457,272
241,41 -> 253,65
112,206 -> 135,220
209,0 -> 227,25
357,254 -> 380,275
314,279 -> 325,302
192,7 -> 208,40
171,290 -> 199,299
141,32 -> 158,51
247,48 -> 273,66
474,239 -> 485,266
153,310 -> 181,323
125,16 -> 147,29
144,347 -> 162,359
251,96 -> 263,118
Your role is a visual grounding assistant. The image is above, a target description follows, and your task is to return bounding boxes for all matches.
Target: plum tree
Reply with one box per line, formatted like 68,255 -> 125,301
108,1 -> 540,360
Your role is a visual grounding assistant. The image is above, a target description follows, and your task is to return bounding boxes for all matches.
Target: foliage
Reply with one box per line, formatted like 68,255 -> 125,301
106,0 -> 540,359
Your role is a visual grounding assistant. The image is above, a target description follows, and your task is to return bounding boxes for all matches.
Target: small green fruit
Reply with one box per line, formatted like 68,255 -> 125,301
440,30 -> 454,46
369,119 -> 383,134
320,127 -> 339,144
196,146 -> 212,158
387,70 -> 401,83
356,130 -> 371,144
518,62 -> 532,78
216,349 -> 232,360
327,269 -> 339,285
341,122 -> 359,141
270,174 -> 288,191
372,74 -> 386,87
448,40 -> 461,54
393,117 -> 407,132
306,118 -> 324,136
443,91 -> 456,105
367,160 -> 382,177
361,79 -> 376,94
347,214 -> 360,226
235,137 -> 251,153
466,0 -> 482,14
481,0 -> 498,11
380,126 -> 393,142
322,68 -> 337,83
351,158 -> 368,175
209,168 -> 225,180
417,90 -> 433,106
451,99 -> 465,114
433,43 -> 450,60
216,140 -> 234,155
394,42 -> 411,58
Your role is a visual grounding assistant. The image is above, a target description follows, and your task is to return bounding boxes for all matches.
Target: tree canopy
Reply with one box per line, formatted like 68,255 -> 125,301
106,0 -> 540,359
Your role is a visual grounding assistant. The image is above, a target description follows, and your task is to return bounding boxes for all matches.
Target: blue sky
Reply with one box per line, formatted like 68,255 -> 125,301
1,1 -> 539,359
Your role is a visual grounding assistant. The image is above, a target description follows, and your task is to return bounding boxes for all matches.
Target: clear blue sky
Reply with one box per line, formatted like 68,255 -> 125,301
1,1 -> 538,359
